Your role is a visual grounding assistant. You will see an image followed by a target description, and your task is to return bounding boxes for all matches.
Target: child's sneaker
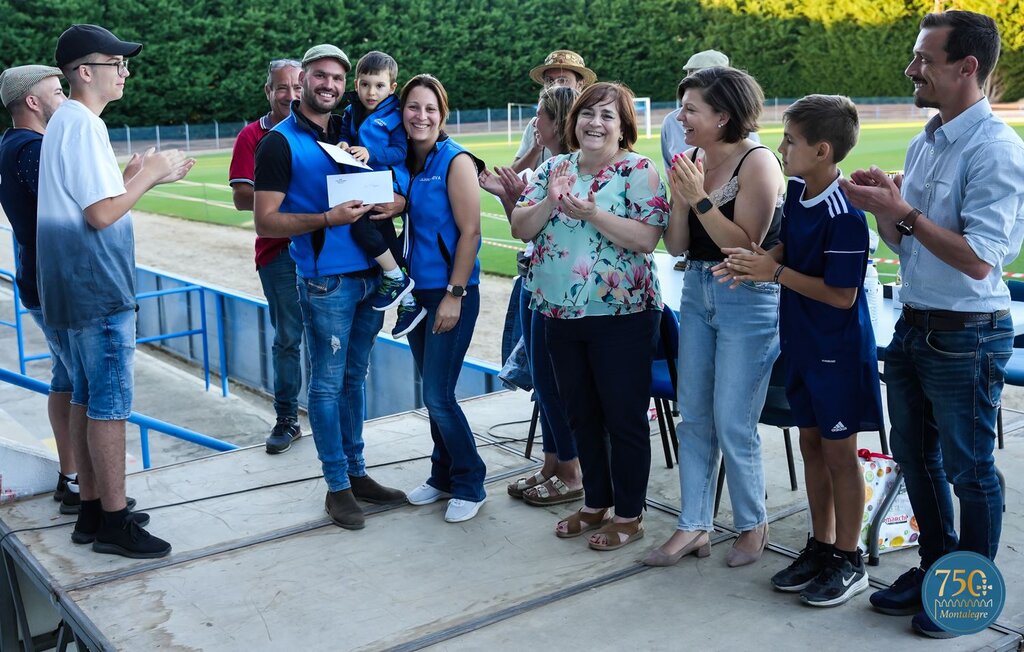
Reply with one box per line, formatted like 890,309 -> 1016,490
800,550 -> 869,607
372,274 -> 414,311
392,304 -> 427,338
771,535 -> 831,592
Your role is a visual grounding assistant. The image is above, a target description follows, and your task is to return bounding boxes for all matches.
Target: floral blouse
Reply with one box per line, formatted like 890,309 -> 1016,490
518,151 -> 670,319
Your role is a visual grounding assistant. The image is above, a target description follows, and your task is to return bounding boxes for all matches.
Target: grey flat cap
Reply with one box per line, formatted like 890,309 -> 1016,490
0,65 -> 64,108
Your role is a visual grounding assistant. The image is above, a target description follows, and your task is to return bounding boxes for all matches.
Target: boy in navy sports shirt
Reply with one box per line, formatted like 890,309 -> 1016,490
339,51 -> 425,337
716,95 -> 883,608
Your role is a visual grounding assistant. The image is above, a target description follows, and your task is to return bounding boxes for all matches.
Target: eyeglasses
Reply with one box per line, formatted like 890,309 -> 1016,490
76,60 -> 129,75
543,76 -> 574,87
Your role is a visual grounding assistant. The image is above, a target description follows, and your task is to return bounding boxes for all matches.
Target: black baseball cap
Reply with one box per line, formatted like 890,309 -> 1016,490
55,24 -> 142,68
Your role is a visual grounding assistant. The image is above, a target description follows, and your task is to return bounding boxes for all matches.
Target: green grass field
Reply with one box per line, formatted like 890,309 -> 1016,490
136,122 -> 1024,280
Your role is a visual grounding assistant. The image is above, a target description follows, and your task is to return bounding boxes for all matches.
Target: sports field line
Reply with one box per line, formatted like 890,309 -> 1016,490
176,180 -> 233,192
147,188 -> 236,208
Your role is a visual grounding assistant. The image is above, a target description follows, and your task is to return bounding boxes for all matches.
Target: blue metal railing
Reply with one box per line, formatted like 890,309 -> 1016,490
0,366 -> 237,469
0,226 -> 216,391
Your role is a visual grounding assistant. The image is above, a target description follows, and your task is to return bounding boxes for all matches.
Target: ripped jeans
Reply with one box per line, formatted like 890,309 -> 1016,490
297,272 -> 385,492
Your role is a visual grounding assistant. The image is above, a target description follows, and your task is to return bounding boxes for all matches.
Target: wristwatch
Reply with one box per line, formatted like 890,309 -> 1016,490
446,284 -> 466,297
694,196 -> 715,216
896,208 -> 921,236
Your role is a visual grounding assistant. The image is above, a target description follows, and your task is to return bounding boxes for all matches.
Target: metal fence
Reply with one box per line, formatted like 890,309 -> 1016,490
102,96 -> 1013,157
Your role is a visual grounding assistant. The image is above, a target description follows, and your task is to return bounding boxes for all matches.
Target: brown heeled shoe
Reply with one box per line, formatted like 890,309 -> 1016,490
641,531 -> 711,567
725,523 -> 768,567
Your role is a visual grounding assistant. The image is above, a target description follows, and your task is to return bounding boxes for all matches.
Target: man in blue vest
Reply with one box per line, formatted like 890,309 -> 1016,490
253,44 -> 407,530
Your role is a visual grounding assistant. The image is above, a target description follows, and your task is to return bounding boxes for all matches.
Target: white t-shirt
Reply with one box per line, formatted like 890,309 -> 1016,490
37,100 -> 135,329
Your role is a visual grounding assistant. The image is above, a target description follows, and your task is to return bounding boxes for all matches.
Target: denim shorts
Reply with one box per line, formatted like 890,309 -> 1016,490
68,309 -> 136,420
27,308 -> 73,393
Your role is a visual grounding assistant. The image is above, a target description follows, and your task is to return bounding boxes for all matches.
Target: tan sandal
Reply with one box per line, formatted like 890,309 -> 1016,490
556,508 -> 610,539
523,477 -> 584,506
507,471 -> 547,499
588,515 -> 644,551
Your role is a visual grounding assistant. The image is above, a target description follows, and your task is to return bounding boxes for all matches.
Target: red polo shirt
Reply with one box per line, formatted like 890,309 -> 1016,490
229,114 -> 291,267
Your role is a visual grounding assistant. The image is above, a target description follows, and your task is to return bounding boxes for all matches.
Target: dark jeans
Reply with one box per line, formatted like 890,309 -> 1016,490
350,213 -> 402,262
501,275 -> 525,364
885,314 -> 1013,565
520,289 -> 576,462
256,248 -> 304,420
407,286 -> 486,502
546,310 -> 660,518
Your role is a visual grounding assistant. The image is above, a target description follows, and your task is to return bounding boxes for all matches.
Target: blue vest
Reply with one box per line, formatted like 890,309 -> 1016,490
274,112 -> 374,278
403,137 -> 481,290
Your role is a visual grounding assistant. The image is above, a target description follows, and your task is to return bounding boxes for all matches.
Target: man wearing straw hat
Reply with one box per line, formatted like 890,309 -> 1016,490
510,49 -> 596,173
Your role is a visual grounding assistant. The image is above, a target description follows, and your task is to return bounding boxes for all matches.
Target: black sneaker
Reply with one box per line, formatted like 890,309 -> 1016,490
771,535 -> 831,592
54,473 -> 76,502
869,566 -> 925,616
392,304 -> 427,338
800,551 -> 869,608
372,274 -> 414,311
92,512 -> 171,559
72,511 -> 151,544
61,492 -> 136,515
265,418 -> 301,454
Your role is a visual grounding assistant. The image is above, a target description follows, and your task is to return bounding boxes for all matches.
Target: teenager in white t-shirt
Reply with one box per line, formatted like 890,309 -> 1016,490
37,24 -> 193,559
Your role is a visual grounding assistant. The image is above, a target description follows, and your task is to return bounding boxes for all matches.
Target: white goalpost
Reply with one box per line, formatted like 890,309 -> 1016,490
634,97 -> 652,139
507,102 -> 537,144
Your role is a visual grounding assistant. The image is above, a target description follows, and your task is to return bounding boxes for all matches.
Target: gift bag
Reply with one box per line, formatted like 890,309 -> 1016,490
859,449 -> 918,554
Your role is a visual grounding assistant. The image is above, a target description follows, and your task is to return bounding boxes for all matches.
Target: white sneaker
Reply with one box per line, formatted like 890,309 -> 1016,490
444,498 -> 486,523
407,483 -> 450,506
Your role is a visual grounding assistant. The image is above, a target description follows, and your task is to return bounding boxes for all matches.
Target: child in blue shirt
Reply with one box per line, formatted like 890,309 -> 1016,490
716,95 -> 883,608
340,51 -> 424,338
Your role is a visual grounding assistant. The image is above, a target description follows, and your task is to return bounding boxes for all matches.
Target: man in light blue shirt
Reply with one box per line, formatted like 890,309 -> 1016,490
842,10 -> 1024,639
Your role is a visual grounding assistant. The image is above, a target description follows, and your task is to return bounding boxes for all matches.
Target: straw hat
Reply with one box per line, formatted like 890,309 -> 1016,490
529,50 -> 596,86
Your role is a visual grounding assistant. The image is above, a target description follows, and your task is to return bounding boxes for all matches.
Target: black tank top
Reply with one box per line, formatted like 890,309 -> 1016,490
686,145 -> 783,262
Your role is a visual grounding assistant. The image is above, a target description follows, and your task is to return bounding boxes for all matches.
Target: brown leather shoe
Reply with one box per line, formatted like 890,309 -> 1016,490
325,489 -> 365,530
349,474 -> 407,506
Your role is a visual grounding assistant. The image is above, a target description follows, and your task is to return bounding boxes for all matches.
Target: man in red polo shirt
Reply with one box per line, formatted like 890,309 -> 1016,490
229,58 -> 305,454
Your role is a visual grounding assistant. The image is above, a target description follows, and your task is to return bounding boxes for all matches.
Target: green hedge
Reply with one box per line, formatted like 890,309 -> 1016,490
0,0 -> 1020,128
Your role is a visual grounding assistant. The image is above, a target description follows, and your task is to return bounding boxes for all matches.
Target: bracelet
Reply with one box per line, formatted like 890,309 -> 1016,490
322,211 -> 330,228
773,264 -> 785,283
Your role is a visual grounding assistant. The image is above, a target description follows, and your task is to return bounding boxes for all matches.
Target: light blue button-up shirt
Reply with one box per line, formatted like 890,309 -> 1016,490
886,98 -> 1024,312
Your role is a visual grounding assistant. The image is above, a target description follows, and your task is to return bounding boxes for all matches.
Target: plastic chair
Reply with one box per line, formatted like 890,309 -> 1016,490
998,280 -> 1024,450
712,352 -> 891,517
651,304 -> 681,468
525,305 -> 680,468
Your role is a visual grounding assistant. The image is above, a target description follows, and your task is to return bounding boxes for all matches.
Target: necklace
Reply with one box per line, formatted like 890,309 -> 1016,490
577,149 -> 621,178
701,145 -> 747,175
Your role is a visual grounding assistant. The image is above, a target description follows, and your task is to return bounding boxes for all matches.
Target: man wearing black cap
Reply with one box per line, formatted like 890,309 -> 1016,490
254,44 -> 408,530
37,24 -> 194,559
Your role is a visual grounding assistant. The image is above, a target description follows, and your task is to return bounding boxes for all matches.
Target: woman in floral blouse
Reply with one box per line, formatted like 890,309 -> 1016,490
511,82 -> 669,551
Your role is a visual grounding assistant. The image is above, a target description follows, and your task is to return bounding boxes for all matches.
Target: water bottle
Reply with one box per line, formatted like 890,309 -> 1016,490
864,260 -> 883,330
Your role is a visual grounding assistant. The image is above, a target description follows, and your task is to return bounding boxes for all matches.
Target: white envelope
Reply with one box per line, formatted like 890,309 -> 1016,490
317,141 -> 372,169
326,171 -> 395,206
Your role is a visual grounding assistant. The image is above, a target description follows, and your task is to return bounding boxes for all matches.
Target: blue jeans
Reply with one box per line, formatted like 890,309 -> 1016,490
407,287 -> 486,502
257,248 -> 304,421
28,308 -> 73,393
501,275 -> 524,365
676,262 -> 779,531
885,314 -> 1012,565
520,290 -> 576,461
297,273 -> 384,492
67,309 -> 137,421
